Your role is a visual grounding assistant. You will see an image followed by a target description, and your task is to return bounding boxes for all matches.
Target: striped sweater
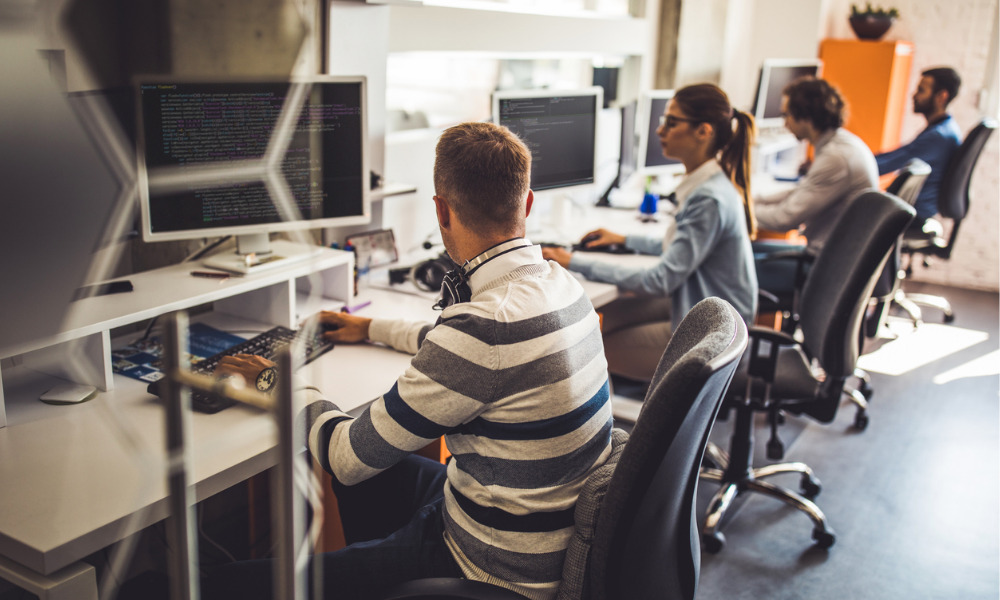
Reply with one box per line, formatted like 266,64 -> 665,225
308,241 -> 613,599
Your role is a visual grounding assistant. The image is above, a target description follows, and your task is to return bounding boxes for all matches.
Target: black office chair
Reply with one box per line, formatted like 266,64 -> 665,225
899,118 -> 997,323
700,191 -> 915,553
380,297 -> 748,600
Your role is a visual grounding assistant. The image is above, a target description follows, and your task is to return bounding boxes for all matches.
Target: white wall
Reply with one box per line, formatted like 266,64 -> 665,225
822,0 -> 999,292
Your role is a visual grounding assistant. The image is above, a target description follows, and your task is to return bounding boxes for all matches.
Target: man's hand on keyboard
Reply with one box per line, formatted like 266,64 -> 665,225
214,354 -> 277,390
318,310 -> 371,343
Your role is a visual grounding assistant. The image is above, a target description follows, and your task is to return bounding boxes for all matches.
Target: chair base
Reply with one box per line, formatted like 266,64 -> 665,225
699,443 -> 836,553
901,291 -> 955,323
844,369 -> 872,431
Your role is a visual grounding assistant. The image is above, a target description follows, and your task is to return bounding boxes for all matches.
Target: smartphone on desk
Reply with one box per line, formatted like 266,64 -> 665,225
72,280 -> 134,300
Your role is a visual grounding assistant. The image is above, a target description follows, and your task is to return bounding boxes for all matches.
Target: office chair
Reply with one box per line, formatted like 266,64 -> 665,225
899,118 -> 997,323
753,163 -> 929,431
865,159 -> 932,336
700,191 -> 915,553
380,297 -> 748,600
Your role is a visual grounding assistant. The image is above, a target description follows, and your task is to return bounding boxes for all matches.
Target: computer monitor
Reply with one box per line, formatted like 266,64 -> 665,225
617,99 -> 638,186
752,59 -> 823,129
0,36 -> 121,357
492,87 -> 602,192
137,76 -> 370,273
636,89 -> 685,178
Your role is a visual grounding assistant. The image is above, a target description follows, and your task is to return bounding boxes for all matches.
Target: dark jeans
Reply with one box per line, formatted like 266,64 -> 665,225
753,240 -> 811,301
201,454 -> 463,600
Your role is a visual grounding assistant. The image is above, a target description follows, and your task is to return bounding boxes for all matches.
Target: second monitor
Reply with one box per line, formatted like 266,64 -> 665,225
492,87 -> 602,192
752,58 -> 823,130
636,89 -> 685,179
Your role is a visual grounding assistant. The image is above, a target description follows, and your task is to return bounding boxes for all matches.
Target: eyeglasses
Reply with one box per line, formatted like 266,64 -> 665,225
658,114 -> 699,129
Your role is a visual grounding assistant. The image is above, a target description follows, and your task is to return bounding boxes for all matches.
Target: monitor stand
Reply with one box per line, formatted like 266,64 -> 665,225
202,234 -> 323,275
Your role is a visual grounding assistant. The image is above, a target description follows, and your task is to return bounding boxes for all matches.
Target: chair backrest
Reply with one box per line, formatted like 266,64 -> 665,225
872,159 -> 931,299
938,118 -> 997,221
584,298 -> 748,600
798,191 -> 915,384
885,158 -> 932,206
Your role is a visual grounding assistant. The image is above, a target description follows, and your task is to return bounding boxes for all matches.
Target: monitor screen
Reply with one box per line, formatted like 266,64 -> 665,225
617,99 -> 638,185
137,76 -> 370,248
752,59 -> 823,128
636,90 -> 684,177
492,87 -> 602,191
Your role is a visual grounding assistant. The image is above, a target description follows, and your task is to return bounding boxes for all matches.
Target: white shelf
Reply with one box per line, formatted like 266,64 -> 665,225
0,242 -> 354,428
386,3 -> 651,55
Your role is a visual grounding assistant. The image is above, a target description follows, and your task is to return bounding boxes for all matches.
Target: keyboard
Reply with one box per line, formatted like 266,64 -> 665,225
147,325 -> 334,414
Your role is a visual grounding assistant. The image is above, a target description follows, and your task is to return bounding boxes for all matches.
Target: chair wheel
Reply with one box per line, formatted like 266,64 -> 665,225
854,410 -> 870,431
812,527 -> 835,549
766,438 -> 784,460
800,474 -> 821,498
702,531 -> 725,554
857,380 -> 873,400
943,313 -> 955,324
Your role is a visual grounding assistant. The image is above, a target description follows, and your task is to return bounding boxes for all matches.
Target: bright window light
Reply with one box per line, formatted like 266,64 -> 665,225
857,319 -> 990,377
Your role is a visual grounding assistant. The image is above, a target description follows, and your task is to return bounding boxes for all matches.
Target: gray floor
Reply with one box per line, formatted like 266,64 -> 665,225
693,282 -> 999,599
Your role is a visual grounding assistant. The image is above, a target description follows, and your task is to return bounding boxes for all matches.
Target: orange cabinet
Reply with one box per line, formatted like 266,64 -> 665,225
819,39 -> 914,154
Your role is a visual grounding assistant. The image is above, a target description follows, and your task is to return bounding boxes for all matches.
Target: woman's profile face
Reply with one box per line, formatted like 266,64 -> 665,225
656,100 -> 700,163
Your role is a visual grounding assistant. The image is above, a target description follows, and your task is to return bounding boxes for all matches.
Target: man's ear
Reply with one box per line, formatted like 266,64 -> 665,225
524,190 -> 534,218
934,89 -> 951,110
434,195 -> 451,229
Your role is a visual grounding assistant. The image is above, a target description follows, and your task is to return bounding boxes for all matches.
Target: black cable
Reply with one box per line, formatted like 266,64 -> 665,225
185,236 -> 232,262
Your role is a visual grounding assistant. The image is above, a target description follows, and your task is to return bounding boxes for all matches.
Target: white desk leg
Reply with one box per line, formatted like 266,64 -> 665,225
0,556 -> 98,600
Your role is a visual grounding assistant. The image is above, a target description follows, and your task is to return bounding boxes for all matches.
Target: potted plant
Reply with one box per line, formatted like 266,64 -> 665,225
849,3 -> 900,40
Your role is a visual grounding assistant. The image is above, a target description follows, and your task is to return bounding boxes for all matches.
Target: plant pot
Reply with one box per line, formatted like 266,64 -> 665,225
849,14 -> 894,40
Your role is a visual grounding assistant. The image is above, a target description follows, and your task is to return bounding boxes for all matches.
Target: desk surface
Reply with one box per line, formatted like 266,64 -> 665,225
0,240 -> 626,578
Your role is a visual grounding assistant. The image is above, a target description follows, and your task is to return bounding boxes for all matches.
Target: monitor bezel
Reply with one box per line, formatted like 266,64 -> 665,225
491,86 -> 603,192
752,58 -> 824,130
136,74 -> 371,244
635,89 -> 686,178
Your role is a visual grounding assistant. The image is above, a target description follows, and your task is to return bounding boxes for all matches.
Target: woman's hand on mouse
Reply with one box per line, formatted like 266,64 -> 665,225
580,229 -> 625,248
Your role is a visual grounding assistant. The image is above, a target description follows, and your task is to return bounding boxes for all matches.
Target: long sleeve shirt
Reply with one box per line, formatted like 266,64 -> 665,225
307,241 -> 613,600
755,128 -> 878,252
875,114 -> 962,220
568,160 -> 758,325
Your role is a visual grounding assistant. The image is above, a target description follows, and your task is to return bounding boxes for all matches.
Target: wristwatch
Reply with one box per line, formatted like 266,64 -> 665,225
255,366 -> 278,393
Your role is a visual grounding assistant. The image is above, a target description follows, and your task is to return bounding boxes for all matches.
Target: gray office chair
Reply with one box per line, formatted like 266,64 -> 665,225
899,118 -> 998,323
700,191 -> 915,553
865,158 -> 932,336
380,297 -> 748,600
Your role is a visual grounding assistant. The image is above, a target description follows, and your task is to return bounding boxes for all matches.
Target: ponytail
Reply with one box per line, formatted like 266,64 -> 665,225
719,108 -> 757,240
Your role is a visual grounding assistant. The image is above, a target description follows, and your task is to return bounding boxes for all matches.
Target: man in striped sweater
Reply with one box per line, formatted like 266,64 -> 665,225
207,122 -> 612,599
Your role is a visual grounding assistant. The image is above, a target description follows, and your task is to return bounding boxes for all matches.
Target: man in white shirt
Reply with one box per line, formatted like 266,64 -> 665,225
754,77 -> 878,300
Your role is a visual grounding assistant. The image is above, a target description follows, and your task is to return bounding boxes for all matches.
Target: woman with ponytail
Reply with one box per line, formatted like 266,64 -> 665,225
542,83 -> 758,382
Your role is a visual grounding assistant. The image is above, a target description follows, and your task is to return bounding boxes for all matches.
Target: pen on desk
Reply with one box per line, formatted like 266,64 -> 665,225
191,270 -> 230,280
341,300 -> 372,314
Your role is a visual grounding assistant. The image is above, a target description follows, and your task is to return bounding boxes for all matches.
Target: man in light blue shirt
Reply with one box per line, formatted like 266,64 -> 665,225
875,67 -> 962,225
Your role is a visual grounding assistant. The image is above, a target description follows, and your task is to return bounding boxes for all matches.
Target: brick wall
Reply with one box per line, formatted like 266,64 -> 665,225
825,0 -> 999,292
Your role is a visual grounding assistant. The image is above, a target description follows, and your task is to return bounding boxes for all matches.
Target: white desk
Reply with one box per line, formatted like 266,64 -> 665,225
0,239 -> 626,599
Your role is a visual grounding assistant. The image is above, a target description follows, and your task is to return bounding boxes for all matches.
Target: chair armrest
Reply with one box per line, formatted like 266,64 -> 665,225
747,326 -> 797,345
755,248 -> 813,263
758,289 -> 780,306
745,326 -> 799,383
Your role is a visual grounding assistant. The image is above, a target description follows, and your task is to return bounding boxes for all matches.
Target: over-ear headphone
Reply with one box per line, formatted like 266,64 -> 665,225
388,253 -> 457,292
